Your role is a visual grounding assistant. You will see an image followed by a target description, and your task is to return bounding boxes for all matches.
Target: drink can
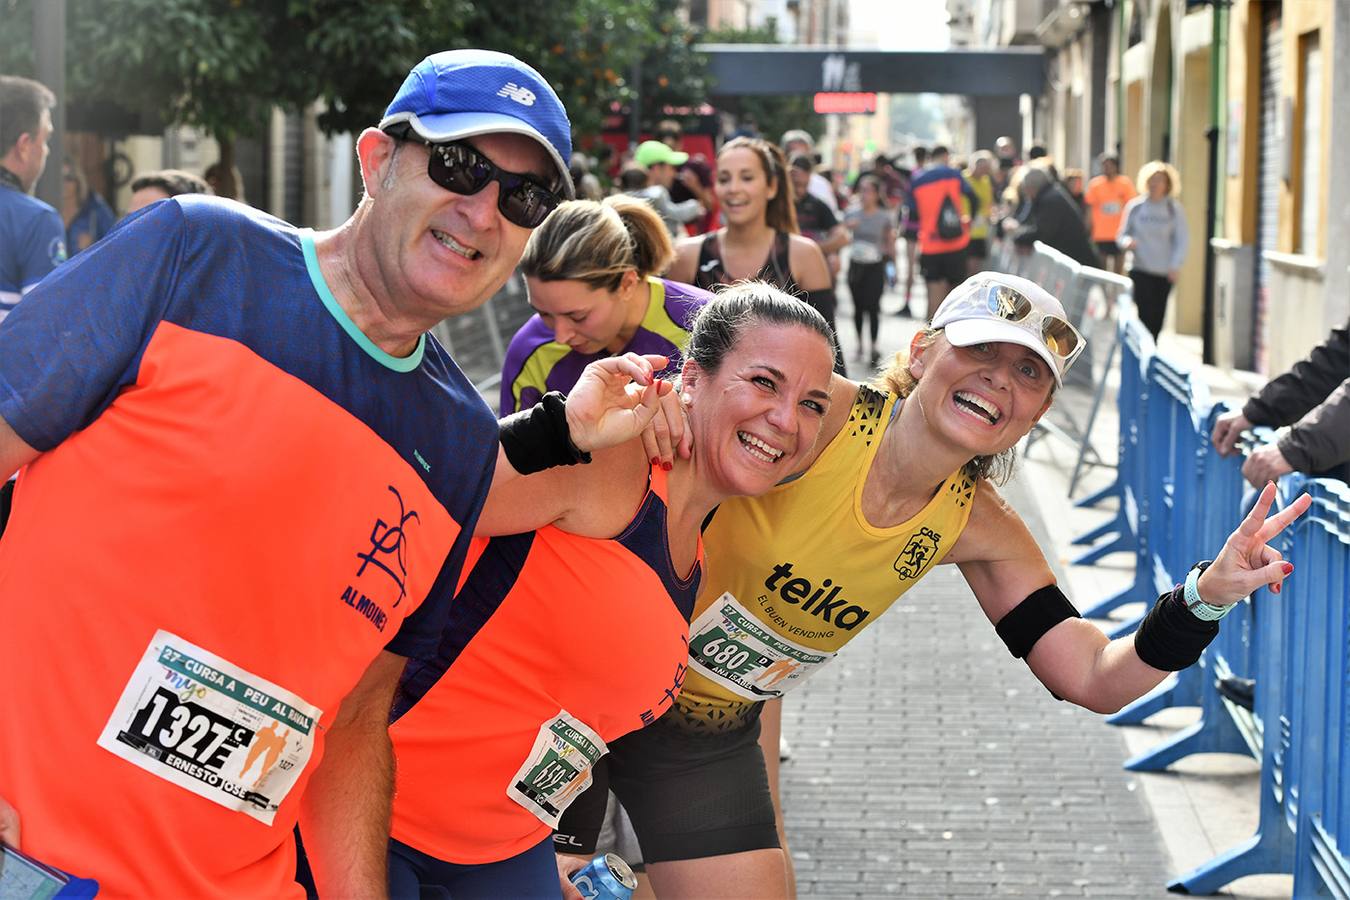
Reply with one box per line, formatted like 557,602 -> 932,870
568,852 -> 637,900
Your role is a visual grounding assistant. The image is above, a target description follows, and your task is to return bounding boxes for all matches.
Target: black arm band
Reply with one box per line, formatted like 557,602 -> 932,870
1132,583 -> 1221,671
498,391 -> 591,476
995,584 -> 1081,659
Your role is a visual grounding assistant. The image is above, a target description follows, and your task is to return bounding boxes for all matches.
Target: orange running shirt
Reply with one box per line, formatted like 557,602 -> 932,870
0,199 -> 498,898
911,165 -> 976,255
390,466 -> 699,864
1084,174 -> 1137,242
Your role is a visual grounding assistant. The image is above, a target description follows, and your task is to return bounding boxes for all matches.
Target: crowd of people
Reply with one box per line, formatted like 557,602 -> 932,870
0,53 -> 1320,900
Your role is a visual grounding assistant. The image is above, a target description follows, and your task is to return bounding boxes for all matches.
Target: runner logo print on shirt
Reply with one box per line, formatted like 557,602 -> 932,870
688,593 -> 835,701
97,630 -> 322,826
894,526 -> 942,581
355,484 -> 420,608
507,711 -> 607,828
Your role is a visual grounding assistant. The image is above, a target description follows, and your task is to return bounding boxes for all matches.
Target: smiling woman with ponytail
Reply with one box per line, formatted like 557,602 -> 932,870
667,136 -> 845,374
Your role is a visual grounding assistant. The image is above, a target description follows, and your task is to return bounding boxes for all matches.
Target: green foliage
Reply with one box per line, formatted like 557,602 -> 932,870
635,0 -> 709,133
0,0 -> 697,143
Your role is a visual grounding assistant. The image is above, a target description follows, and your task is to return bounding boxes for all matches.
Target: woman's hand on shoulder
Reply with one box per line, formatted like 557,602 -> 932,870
788,234 -> 833,292
566,353 -> 674,454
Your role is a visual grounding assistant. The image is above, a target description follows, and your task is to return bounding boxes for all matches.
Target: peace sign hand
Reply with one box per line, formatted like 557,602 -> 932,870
564,353 -> 674,454
1197,482 -> 1313,605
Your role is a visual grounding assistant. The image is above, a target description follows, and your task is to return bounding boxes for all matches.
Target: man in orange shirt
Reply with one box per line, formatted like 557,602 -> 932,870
1083,153 -> 1136,274
0,49 -> 665,899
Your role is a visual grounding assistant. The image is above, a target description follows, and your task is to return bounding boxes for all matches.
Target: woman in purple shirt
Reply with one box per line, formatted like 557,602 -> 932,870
500,196 -> 713,417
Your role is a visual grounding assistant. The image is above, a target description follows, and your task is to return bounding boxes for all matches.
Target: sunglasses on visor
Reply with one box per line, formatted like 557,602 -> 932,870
382,122 -> 562,229
980,282 -> 1085,370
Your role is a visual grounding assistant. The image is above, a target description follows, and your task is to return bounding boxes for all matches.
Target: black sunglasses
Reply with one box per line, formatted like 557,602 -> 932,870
383,122 -> 562,228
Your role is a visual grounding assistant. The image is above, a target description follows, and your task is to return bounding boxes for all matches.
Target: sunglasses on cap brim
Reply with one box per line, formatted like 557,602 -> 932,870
955,281 -> 1086,376
382,122 -> 563,229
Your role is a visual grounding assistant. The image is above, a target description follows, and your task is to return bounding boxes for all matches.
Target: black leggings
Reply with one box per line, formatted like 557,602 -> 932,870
848,261 -> 885,347
1130,269 -> 1172,340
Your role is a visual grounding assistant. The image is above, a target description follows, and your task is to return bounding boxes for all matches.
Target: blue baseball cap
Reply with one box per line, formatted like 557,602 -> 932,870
380,49 -> 575,198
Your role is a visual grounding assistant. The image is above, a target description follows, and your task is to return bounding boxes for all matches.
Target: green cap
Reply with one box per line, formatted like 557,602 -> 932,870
634,140 -> 688,168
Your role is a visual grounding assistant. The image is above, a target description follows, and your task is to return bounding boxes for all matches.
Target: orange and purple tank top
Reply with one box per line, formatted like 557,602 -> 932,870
390,465 -> 700,863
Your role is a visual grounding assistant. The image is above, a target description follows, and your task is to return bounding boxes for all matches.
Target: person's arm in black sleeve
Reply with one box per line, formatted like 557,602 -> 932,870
1012,200 -> 1039,248
1278,377 -> 1350,473
1243,322 -> 1349,426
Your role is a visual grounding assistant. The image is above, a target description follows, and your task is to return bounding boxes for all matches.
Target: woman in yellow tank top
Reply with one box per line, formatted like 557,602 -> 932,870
554,272 -> 1310,899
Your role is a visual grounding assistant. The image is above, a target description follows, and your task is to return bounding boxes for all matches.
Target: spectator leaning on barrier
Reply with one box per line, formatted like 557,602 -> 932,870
1009,164 -> 1100,268
125,168 -> 213,216
0,48 -> 669,898
0,75 -> 66,326
1117,160 -> 1187,340
1211,318 -> 1350,487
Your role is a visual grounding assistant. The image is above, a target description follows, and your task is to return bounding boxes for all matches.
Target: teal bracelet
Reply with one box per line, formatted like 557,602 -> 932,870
1184,561 -> 1232,622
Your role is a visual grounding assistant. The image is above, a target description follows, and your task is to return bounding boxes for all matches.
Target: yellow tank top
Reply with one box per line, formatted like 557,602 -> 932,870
673,385 -> 975,734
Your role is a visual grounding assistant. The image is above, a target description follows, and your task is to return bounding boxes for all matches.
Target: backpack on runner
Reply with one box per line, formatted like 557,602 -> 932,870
937,193 -> 963,240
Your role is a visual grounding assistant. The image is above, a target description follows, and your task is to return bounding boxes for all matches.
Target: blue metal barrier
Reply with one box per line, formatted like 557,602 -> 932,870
992,239 -> 1350,895
1073,317 -> 1152,577
1001,234 -> 1350,897
1099,354 -> 1216,640
1164,476 -> 1350,895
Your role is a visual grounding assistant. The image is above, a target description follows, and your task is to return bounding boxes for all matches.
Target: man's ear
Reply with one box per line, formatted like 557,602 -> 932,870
355,127 -> 399,197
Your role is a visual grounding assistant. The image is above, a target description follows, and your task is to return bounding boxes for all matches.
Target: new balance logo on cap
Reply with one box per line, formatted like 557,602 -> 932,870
497,83 -> 536,106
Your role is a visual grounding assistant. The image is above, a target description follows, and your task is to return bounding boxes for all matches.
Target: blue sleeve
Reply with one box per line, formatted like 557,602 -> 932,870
18,208 -> 66,290
0,201 -> 186,450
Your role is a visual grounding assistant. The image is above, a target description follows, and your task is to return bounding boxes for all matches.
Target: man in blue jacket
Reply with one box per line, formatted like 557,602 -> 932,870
0,75 -> 66,325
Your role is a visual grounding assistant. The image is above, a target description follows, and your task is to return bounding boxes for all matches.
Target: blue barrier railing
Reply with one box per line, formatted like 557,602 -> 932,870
1006,243 -> 1350,896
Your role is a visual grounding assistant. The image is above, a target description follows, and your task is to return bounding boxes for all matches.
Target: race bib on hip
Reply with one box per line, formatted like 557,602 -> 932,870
849,243 -> 884,265
688,594 -> 835,701
97,630 -> 322,826
507,711 -> 607,829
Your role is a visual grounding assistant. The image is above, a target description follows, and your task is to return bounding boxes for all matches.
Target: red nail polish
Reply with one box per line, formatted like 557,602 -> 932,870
1281,562 -> 1294,576
662,461 -> 672,471
1272,582 -> 1281,595
650,457 -> 660,466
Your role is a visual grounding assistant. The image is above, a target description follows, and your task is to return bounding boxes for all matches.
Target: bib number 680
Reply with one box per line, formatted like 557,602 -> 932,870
698,637 -> 750,670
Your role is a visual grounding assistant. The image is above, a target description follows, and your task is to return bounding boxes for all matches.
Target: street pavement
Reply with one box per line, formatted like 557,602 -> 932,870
779,269 -> 1292,898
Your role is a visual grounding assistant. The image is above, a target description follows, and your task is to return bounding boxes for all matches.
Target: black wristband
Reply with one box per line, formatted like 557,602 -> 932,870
498,392 -> 592,476
1133,583 -> 1221,672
